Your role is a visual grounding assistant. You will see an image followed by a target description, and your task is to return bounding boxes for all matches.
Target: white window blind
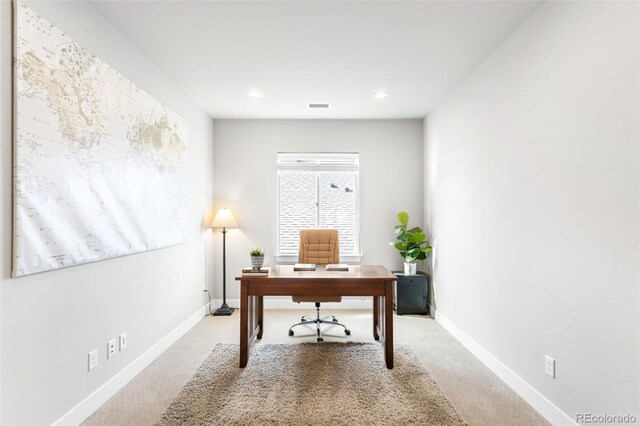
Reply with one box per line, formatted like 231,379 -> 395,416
277,153 -> 360,256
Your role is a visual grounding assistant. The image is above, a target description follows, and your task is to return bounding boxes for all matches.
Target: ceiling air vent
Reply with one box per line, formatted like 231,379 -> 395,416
308,103 -> 330,109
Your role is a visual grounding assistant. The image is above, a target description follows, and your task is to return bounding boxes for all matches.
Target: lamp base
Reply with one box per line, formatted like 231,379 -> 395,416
213,303 -> 235,316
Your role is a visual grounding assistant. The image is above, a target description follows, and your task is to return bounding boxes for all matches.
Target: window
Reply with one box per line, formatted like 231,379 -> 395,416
277,153 -> 361,260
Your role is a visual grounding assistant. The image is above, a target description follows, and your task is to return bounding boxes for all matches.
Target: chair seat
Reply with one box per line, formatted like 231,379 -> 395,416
292,296 -> 342,303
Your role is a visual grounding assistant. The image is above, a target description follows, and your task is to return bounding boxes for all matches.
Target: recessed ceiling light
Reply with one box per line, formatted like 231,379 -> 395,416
373,91 -> 388,99
248,90 -> 263,98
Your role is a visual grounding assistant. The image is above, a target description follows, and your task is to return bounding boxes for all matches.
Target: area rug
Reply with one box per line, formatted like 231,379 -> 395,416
156,343 -> 466,425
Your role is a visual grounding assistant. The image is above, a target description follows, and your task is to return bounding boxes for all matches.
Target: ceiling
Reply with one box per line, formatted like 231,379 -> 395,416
88,1 -> 542,119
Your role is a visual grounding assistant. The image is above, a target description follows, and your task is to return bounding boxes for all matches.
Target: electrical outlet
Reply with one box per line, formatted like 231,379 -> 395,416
545,355 -> 555,378
107,339 -> 116,359
119,333 -> 127,351
88,349 -> 98,371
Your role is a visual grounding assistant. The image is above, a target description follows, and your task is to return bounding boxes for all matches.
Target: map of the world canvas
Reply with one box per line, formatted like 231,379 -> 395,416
12,2 -> 187,276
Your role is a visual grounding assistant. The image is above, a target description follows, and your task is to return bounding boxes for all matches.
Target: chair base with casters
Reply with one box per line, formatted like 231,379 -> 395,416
288,302 -> 351,342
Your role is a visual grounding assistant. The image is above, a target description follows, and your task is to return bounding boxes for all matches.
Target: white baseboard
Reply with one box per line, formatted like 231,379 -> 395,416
53,305 -> 207,426
212,297 -> 373,310
434,310 -> 575,426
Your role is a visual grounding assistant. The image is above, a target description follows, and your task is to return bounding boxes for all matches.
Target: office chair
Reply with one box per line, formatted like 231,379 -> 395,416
288,229 -> 351,342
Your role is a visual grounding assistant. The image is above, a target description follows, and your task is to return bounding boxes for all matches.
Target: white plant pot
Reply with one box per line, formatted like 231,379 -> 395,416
403,262 -> 417,275
251,255 -> 265,269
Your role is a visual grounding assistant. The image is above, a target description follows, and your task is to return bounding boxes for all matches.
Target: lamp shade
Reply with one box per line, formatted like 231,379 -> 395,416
211,208 -> 238,229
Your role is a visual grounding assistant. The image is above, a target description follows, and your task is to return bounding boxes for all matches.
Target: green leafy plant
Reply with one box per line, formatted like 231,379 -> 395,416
249,247 -> 264,256
390,211 -> 432,263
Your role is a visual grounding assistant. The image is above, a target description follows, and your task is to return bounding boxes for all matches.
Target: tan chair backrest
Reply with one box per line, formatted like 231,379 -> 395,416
298,229 -> 339,265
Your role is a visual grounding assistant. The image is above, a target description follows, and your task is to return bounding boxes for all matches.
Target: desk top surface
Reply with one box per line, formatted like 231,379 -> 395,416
235,265 -> 396,281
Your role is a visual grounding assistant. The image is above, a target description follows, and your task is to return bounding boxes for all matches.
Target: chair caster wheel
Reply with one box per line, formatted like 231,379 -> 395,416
345,330 -> 351,335
317,337 -> 324,342
288,330 -> 294,336
332,318 -> 338,322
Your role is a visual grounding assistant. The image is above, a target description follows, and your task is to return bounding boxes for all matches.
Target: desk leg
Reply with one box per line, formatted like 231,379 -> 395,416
373,296 -> 380,340
385,281 -> 394,369
256,295 -> 264,339
239,281 -> 248,368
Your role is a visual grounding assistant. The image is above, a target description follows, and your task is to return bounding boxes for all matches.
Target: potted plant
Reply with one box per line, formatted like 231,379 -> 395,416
249,247 -> 265,269
390,211 -> 432,275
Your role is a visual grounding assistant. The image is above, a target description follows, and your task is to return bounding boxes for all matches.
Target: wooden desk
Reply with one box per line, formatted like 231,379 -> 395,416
235,265 -> 397,369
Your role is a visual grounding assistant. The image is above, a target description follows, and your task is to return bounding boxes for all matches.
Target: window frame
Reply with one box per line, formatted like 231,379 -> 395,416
275,152 -> 362,264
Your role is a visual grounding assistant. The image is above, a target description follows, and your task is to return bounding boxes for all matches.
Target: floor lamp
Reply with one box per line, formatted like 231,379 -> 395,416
211,208 -> 238,316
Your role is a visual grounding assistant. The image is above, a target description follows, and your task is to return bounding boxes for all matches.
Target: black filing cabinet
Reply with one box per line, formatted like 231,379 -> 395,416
392,271 -> 429,315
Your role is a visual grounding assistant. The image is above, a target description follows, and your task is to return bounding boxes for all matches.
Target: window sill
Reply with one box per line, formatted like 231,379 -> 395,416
275,254 -> 363,264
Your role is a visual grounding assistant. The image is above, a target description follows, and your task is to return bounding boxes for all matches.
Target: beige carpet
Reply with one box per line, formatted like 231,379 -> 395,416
85,311 -> 548,426
156,342 -> 467,425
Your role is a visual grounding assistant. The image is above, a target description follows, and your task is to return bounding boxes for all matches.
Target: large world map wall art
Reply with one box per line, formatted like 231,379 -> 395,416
12,2 -> 187,276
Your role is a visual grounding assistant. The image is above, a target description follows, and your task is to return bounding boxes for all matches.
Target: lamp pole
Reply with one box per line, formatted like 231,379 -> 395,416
214,226 -> 234,316
211,208 -> 236,316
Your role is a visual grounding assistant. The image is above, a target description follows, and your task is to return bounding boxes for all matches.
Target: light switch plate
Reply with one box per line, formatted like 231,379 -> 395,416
88,349 -> 98,371
545,355 -> 555,378
119,333 -> 127,351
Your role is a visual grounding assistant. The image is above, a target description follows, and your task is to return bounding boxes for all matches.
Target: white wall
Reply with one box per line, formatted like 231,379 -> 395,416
424,1 -> 639,422
212,119 -> 423,305
0,2 -> 214,424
